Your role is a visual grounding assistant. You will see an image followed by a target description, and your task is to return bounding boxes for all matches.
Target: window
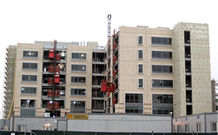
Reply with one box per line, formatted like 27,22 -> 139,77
21,99 -> 35,108
152,79 -> 173,88
71,88 -> 86,96
185,124 -> 189,133
71,76 -> 86,83
151,37 -> 172,45
138,50 -> 143,59
152,94 -> 173,114
21,87 -> 36,94
216,106 -> 218,110
70,101 -> 85,113
22,75 -> 37,82
125,93 -> 143,114
152,51 -> 172,59
138,79 -> 143,88
152,65 -> 173,74
211,122 -> 217,132
23,51 -> 38,58
138,36 -> 143,45
177,125 -> 181,133
17,125 -> 27,132
138,64 -> 143,73
72,53 -> 86,60
71,64 -> 86,72
22,63 -> 38,70
196,122 -> 201,132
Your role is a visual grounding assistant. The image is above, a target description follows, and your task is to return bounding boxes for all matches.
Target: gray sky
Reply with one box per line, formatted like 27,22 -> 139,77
0,0 -> 218,118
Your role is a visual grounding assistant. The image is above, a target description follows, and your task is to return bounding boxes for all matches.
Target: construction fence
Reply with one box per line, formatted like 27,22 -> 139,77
0,131 -> 217,135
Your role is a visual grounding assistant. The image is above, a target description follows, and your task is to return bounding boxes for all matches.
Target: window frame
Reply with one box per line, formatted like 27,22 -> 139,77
138,50 -> 143,59
71,88 -> 86,96
21,87 -> 37,95
23,51 -> 38,58
70,100 -> 86,113
22,63 -> 38,70
138,64 -> 143,74
152,51 -> 172,60
152,79 -> 173,88
151,37 -> 172,46
138,78 -> 143,88
71,52 -> 87,60
152,65 -> 173,74
71,64 -> 86,72
22,75 -> 37,82
138,36 -> 143,45
71,76 -> 86,84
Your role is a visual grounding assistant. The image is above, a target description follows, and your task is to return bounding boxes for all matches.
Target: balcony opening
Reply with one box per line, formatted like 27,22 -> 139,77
92,100 -> 104,110
92,64 -> 106,74
184,31 -> 190,44
185,46 -> 191,58
186,105 -> 192,115
92,76 -> 105,86
92,88 -> 104,98
186,75 -> 192,88
185,61 -> 191,73
93,52 -> 106,62
186,90 -> 192,103
45,110 -> 60,117
43,50 -> 66,61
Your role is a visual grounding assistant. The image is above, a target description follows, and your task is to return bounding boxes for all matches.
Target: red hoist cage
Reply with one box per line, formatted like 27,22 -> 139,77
46,40 -> 61,113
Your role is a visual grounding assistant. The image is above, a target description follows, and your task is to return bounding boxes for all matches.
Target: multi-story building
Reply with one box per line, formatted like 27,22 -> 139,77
3,22 -> 212,118
4,41 -> 106,118
108,22 -> 212,117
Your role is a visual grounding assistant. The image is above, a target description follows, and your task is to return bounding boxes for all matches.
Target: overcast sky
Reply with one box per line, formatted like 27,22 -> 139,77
0,0 -> 218,118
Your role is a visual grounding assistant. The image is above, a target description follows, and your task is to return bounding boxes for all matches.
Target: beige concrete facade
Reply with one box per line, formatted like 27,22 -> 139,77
5,22 -> 212,118
12,41 -> 104,117
114,26 -> 174,114
173,23 -> 212,117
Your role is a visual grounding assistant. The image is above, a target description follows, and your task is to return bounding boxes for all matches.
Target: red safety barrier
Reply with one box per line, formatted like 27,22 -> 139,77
56,54 -> 61,61
55,66 -> 60,73
48,65 -> 53,72
101,80 -> 107,92
54,74 -> 60,84
47,90 -> 52,97
113,55 -> 117,63
54,102 -> 60,109
49,49 -> 54,58
112,98 -> 117,105
55,90 -> 60,97
47,101 -> 53,109
48,78 -> 53,85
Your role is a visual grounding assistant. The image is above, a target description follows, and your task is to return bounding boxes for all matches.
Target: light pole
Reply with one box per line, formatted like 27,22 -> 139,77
170,112 -> 173,133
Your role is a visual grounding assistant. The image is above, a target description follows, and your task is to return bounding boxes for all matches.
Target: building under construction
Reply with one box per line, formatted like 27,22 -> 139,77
3,20 -> 213,120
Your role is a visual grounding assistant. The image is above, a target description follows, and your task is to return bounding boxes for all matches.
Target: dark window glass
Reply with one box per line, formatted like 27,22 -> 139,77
21,87 -> 36,94
71,64 -> 86,72
22,75 -> 37,82
125,94 -> 143,114
72,53 -> 86,60
138,36 -> 143,45
22,63 -> 38,70
138,50 -> 143,59
70,101 -> 85,113
152,94 -> 173,114
21,99 -> 36,108
71,76 -> 86,83
138,79 -> 143,88
152,79 -> 173,88
152,51 -> 172,59
23,51 -> 38,58
92,100 -> 104,110
152,37 -> 172,45
138,64 -> 143,73
152,65 -> 173,73
71,88 -> 86,95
